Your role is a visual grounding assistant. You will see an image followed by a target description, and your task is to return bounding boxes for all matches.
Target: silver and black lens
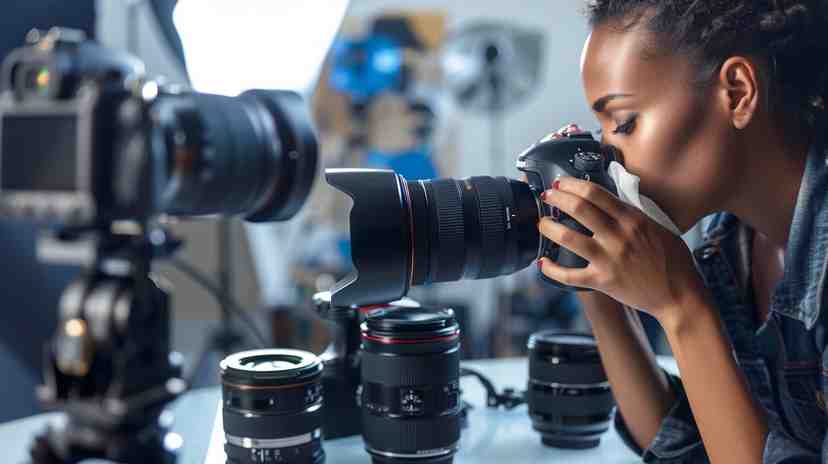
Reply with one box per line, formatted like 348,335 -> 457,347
526,331 -> 615,449
220,349 -> 325,464
360,307 -> 462,464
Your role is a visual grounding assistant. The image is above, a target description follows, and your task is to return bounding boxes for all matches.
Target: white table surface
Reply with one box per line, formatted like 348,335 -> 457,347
205,356 -> 678,464
0,356 -> 678,464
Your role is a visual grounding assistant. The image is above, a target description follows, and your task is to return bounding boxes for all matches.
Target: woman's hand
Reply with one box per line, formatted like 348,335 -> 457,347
537,176 -> 704,324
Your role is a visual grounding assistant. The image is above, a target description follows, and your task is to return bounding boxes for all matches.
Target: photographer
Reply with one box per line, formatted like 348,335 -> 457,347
536,1 -> 828,463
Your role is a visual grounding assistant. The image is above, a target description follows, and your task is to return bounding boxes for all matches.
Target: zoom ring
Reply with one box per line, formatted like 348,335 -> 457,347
362,349 -> 460,386
469,177 -> 507,279
430,179 -> 465,282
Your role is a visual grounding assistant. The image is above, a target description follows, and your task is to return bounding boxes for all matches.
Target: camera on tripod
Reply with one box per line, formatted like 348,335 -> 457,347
0,27 -> 317,227
0,28 -> 320,464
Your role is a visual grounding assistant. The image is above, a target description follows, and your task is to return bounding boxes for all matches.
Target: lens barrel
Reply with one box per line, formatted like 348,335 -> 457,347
406,177 -> 540,285
526,331 -> 615,449
157,89 -> 318,222
360,307 -> 462,464
220,349 -> 325,464
324,169 -> 540,307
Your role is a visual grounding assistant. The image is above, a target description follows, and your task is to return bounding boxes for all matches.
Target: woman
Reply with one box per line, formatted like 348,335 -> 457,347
537,1 -> 828,462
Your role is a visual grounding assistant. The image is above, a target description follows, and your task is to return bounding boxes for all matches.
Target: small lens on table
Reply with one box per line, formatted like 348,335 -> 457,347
526,331 -> 616,449
360,307 -> 462,464
220,349 -> 325,464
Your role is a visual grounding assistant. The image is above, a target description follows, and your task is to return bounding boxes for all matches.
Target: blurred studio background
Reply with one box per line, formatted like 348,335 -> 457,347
0,0 -> 706,423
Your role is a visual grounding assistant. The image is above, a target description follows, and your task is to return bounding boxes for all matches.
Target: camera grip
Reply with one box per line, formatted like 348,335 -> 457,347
556,214 -> 591,269
539,213 -> 593,291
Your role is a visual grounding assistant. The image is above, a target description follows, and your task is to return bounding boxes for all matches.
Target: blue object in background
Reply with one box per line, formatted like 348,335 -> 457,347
364,145 -> 438,180
330,35 -> 403,103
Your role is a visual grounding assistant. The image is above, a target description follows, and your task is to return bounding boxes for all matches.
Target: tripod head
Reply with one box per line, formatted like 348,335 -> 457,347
30,221 -> 187,464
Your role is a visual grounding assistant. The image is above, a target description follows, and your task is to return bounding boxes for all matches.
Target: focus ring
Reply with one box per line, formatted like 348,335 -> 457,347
361,349 -> 460,386
528,360 -> 608,385
429,179 -> 465,283
470,177 -> 507,279
223,403 -> 323,439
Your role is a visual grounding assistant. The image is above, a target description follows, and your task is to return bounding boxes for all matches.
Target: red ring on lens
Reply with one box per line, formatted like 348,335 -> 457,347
359,304 -> 392,314
362,330 -> 460,345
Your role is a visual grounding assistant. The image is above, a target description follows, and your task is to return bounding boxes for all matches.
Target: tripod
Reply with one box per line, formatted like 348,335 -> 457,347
29,223 -> 186,464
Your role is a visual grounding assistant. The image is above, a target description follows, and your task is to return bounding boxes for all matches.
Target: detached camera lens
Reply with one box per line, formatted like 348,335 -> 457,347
220,349 -> 325,464
526,331 -> 615,449
361,307 -> 462,464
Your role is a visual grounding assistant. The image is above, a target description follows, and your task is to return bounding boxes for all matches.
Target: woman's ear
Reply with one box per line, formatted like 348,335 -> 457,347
716,56 -> 760,130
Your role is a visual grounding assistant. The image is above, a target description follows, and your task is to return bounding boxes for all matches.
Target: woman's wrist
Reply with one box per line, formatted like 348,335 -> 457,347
656,276 -> 717,338
578,291 -> 627,326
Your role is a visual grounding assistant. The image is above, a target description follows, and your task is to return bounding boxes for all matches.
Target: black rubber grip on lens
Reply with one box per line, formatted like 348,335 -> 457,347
223,403 -> 323,439
469,177 -> 508,279
361,349 -> 460,386
527,388 -> 615,416
428,179 -> 465,283
362,410 -> 461,454
529,360 -> 608,385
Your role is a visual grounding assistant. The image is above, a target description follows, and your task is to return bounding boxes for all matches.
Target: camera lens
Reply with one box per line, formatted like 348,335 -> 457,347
220,349 -> 325,464
324,169 -> 540,307
154,89 -> 318,222
526,331 -> 615,449
360,307 -> 462,464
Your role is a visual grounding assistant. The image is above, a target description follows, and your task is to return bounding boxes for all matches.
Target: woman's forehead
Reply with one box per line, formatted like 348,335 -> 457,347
581,24 -> 690,104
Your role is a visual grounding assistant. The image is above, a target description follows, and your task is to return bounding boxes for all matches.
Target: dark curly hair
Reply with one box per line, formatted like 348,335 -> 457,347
586,0 -> 828,128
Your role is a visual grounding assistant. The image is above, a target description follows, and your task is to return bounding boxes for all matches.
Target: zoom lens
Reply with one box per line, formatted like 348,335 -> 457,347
325,169 -> 540,307
220,349 -> 325,464
526,331 -> 615,449
361,307 -> 462,464
149,89 -> 318,222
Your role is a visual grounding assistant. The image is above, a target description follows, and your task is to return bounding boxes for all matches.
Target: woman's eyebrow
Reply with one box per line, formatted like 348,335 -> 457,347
592,93 -> 634,113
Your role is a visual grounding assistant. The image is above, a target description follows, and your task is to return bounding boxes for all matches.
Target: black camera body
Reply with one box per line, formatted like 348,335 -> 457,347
516,130 -> 618,281
0,29 -> 148,224
0,28 -> 318,226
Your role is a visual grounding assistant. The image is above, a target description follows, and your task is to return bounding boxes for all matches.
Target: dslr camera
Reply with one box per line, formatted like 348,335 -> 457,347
0,28 -> 317,226
325,127 -> 620,306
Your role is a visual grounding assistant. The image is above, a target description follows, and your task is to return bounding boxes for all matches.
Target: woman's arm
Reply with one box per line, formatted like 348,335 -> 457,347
660,279 -> 768,464
578,291 -> 676,451
537,175 -> 768,463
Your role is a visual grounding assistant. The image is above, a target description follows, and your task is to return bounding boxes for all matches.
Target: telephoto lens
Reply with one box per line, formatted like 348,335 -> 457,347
361,307 -> 462,464
220,349 -> 325,464
526,331 -> 615,449
324,128 -> 619,307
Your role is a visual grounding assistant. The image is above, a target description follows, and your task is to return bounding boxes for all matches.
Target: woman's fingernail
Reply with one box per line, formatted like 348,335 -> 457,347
553,180 -> 561,190
540,191 -> 547,201
537,259 -> 543,271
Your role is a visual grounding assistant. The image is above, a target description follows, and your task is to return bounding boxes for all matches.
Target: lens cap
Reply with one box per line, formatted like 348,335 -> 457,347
528,331 -> 598,353
365,307 -> 457,336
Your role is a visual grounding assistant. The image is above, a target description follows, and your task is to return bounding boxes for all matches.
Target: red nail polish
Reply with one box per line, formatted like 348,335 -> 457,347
537,259 -> 543,271
553,180 -> 560,190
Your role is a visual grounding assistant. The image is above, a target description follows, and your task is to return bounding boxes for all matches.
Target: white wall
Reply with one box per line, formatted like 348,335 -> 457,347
347,0 -> 596,177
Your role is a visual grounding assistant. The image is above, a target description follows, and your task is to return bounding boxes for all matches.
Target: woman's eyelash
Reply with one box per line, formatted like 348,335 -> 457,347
612,115 -> 637,135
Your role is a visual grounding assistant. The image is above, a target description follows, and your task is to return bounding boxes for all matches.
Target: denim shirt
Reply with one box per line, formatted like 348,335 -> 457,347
615,123 -> 828,463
